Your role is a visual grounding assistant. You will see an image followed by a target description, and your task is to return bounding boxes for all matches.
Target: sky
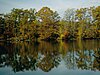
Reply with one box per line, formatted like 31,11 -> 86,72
0,0 -> 100,17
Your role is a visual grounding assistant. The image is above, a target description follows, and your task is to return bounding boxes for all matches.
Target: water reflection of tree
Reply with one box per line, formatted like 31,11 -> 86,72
37,41 -> 61,72
0,41 -> 61,72
62,40 -> 100,71
0,40 -> 100,72
93,48 -> 100,71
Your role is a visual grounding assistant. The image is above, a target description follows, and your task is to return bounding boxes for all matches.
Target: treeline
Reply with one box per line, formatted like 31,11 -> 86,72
0,6 -> 100,41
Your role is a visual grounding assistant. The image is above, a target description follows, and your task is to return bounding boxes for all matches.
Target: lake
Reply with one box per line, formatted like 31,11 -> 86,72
0,40 -> 100,75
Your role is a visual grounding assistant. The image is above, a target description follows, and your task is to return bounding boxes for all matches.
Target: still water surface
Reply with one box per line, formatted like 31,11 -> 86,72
0,40 -> 100,75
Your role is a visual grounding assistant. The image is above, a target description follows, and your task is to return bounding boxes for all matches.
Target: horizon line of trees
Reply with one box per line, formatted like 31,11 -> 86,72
0,6 -> 100,41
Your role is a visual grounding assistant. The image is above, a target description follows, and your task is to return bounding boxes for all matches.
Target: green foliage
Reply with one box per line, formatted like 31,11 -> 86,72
0,6 -> 100,41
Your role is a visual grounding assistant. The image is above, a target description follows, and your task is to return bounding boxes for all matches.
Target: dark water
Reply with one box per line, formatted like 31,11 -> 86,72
0,40 -> 100,75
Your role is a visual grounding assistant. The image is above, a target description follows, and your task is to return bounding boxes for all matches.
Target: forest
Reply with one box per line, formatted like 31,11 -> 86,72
0,6 -> 100,41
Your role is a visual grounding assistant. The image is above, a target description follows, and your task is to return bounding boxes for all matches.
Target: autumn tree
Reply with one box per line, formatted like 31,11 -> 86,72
0,15 -> 5,40
10,8 -> 36,41
92,6 -> 100,38
63,8 -> 76,40
36,7 -> 60,40
0,6 -> 100,41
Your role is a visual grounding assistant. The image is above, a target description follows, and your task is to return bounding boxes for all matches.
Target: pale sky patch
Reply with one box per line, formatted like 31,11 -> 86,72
0,0 -> 100,17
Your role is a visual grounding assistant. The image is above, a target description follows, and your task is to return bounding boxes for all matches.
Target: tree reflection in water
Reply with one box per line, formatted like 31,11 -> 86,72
0,40 -> 100,72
